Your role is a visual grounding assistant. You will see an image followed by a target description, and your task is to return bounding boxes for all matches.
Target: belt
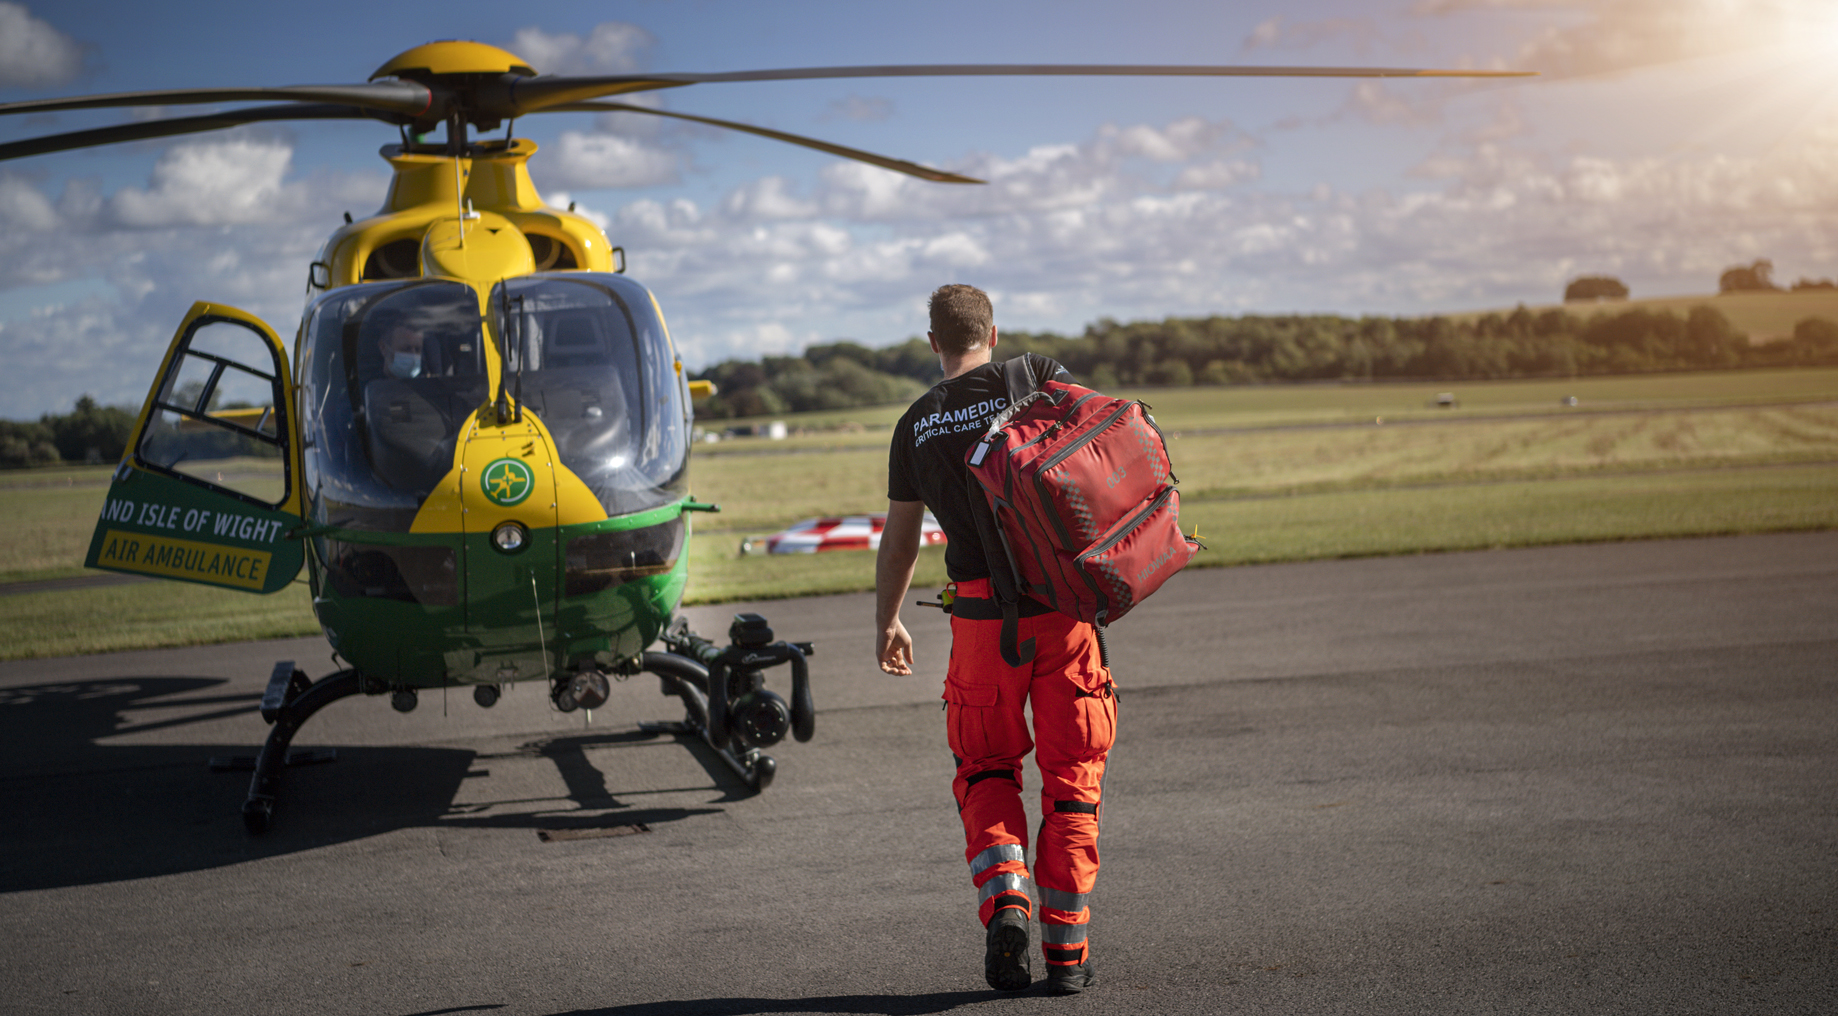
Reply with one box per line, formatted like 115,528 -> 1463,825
954,578 -> 1000,598
950,582 -> 1055,622
950,573 -> 1046,666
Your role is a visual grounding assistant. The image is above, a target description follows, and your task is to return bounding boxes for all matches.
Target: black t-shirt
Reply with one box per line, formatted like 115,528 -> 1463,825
887,354 -> 1070,581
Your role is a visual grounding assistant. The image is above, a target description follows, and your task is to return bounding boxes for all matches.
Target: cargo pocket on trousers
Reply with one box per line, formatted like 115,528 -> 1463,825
1069,671 -> 1117,756
943,679 -> 999,760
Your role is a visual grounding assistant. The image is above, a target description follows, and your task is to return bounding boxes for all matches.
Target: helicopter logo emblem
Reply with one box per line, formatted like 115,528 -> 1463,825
481,458 -> 535,507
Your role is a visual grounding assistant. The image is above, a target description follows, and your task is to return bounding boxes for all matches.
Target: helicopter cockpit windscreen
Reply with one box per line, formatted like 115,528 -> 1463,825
298,279 -> 486,531
493,274 -> 688,517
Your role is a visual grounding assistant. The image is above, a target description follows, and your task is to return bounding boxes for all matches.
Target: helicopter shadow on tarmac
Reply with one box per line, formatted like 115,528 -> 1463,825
544,992 -> 1001,1016
430,726 -> 746,839
0,677 -> 735,894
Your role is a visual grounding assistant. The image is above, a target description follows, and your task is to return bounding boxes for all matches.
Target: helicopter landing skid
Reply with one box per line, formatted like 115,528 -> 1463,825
239,665 -> 364,835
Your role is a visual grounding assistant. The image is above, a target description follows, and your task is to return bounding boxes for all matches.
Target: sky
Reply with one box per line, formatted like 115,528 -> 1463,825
4,0 -> 1838,417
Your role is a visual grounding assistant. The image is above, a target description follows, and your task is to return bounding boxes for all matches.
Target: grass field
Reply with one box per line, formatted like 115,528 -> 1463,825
3,367 -> 1835,659
698,366 -> 1838,445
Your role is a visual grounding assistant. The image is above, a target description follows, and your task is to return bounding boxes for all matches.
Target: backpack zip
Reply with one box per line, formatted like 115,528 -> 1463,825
1069,485 -> 1176,621
1074,485 -> 1178,566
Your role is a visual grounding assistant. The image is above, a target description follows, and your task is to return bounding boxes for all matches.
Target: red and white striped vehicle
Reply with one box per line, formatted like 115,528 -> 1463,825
742,512 -> 947,555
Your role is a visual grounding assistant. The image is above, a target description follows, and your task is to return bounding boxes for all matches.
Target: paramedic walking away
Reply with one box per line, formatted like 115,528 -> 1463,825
875,284 -> 1112,995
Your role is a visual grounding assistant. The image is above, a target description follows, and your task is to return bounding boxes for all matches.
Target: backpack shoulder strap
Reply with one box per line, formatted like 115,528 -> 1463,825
1001,352 -> 1044,406
968,491 -> 1037,668
982,353 -> 1054,434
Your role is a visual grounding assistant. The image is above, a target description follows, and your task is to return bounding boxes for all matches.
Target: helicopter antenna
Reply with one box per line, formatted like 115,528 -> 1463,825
495,280 -> 513,422
453,155 -> 464,247
449,113 -> 468,245
512,293 -> 526,422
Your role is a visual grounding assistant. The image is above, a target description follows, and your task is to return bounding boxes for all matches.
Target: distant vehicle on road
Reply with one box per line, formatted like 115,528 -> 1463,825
742,512 -> 947,555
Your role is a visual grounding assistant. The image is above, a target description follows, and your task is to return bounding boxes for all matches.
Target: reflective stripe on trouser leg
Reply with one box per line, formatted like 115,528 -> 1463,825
970,843 -> 1025,878
1039,885 -> 1091,965
1029,618 -> 1111,966
947,611 -> 1039,928
976,871 -> 1033,925
969,842 -> 1032,923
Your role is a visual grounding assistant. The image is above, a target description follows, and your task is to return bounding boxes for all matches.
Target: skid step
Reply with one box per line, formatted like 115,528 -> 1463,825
209,747 -> 338,773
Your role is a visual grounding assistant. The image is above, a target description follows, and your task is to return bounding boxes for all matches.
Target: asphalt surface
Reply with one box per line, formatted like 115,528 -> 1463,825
1,532 -> 1833,1015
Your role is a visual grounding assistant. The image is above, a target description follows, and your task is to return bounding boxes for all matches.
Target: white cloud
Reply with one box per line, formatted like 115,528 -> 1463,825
537,131 -> 683,190
1343,81 -> 1440,126
1239,12 -> 1378,54
824,96 -> 895,123
604,111 -> 1838,369
13,68 -> 1838,417
1244,16 -> 1284,52
0,3 -> 83,88
541,191 -> 608,228
1098,117 -> 1234,162
671,319 -> 812,369
0,174 -> 60,231
1412,0 -> 1837,76
919,232 -> 989,267
509,22 -> 653,76
0,295 -> 167,414
1172,160 -> 1261,191
0,143 -> 387,415
106,138 -> 294,226
722,177 -> 818,220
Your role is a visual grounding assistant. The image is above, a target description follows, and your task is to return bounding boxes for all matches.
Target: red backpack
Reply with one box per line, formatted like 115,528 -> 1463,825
965,354 -> 1200,666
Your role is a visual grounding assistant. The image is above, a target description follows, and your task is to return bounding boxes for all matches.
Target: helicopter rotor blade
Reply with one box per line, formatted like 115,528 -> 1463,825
550,101 -> 985,184
0,82 -> 433,120
0,62 -> 1533,162
506,63 -> 1534,112
0,103 -> 399,163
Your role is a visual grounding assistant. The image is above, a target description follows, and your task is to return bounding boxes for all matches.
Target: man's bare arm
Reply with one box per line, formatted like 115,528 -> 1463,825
875,499 -> 927,675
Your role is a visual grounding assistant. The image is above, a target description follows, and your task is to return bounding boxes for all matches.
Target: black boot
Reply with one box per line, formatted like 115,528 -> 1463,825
1045,961 -> 1097,995
983,907 -> 1032,991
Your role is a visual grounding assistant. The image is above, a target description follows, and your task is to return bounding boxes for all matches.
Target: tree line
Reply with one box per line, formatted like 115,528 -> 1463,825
12,302 -> 1838,464
691,304 -> 1838,419
1,396 -> 136,469
1717,259 -> 1838,294
1566,261 -> 1838,303
4,381 -> 282,470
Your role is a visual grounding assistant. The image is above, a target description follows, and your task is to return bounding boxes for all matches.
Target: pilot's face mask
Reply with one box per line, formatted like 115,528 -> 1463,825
386,351 -> 423,379
382,328 -> 424,379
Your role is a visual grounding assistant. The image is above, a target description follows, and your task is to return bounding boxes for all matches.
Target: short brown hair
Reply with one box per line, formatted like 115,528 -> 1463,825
928,284 -> 993,355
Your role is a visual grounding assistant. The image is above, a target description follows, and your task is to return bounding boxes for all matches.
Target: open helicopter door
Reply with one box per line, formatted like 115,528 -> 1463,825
86,303 -> 304,594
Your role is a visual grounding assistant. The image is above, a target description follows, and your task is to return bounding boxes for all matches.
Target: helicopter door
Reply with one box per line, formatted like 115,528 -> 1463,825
86,303 -> 305,594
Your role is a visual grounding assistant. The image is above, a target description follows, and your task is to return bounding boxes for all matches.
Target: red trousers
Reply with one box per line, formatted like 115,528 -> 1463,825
943,583 -> 1116,967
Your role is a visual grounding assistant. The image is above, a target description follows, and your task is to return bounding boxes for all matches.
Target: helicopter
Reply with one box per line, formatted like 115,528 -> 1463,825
0,40 -> 1528,834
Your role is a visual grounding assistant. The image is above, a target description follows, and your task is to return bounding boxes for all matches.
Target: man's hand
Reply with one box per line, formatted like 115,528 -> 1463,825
877,618 -> 914,675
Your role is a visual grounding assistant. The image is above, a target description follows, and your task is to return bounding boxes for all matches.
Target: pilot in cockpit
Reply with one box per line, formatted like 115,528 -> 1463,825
370,309 -> 475,382
360,309 -> 478,493
378,318 -> 426,380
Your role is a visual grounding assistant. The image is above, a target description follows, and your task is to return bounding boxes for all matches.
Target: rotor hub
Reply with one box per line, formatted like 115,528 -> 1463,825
371,41 -> 537,82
